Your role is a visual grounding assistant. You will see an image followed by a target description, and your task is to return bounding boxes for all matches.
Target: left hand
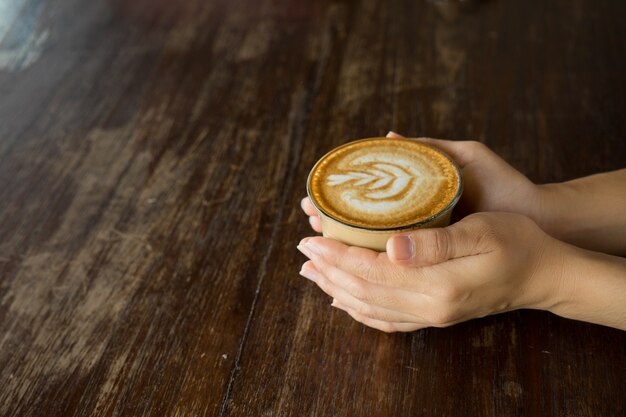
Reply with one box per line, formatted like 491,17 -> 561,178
300,131 -> 543,234
297,212 -> 565,332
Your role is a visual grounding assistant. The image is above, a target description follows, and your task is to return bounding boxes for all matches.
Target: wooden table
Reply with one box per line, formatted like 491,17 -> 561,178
1,0 -> 625,415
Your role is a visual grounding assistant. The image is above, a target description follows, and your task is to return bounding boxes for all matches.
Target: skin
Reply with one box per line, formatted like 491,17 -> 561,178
298,132 -> 626,332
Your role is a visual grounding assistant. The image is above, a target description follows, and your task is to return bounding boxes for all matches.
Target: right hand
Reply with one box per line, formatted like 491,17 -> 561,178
301,132 -> 543,233
298,212 -> 566,332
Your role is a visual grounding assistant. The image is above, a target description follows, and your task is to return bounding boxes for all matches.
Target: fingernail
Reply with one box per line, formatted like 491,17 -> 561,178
299,266 -> 319,282
389,235 -> 415,261
331,299 -> 348,312
300,237 -> 312,245
297,244 -> 312,258
304,241 -> 321,256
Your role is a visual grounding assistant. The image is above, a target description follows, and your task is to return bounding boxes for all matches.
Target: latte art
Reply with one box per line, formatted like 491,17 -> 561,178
326,157 -> 445,215
308,138 -> 461,229
327,161 -> 415,200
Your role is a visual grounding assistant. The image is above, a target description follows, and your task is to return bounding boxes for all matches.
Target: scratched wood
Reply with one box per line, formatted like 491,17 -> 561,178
0,0 -> 624,416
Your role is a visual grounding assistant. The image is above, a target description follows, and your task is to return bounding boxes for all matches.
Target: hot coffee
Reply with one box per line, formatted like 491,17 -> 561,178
307,137 -> 462,251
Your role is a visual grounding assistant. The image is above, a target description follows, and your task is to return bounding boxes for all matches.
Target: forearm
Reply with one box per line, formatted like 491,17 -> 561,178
547,243 -> 626,330
536,169 -> 626,255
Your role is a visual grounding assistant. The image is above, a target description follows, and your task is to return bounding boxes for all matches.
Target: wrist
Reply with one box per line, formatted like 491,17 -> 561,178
534,172 -> 626,255
533,182 -> 573,239
541,243 -> 626,330
516,233 -> 570,312
518,182 -> 549,231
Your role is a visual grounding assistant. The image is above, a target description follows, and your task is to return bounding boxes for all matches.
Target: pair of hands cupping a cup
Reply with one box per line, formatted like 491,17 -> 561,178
298,132 -> 626,332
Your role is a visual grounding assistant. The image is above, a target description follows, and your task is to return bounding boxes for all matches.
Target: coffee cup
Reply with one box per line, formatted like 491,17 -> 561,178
306,137 -> 463,251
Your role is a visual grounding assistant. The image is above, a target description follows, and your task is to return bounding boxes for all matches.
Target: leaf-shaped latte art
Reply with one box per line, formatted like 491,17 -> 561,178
309,139 -> 459,228
327,162 -> 416,200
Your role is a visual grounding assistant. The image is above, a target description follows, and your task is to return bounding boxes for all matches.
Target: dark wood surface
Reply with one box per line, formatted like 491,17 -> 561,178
1,0 -> 625,416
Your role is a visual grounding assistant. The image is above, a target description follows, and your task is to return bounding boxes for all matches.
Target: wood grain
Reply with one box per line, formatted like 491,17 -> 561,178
0,0 -> 625,416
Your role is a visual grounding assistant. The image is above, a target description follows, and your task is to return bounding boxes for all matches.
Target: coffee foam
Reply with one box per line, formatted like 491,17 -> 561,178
308,138 -> 461,229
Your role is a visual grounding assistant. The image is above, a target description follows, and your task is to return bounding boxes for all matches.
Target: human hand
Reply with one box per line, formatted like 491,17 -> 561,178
297,212 -> 564,332
301,133 -> 542,233
385,132 -> 541,217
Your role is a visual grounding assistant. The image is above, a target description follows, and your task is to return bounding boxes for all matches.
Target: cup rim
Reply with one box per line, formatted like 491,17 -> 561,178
306,137 -> 464,232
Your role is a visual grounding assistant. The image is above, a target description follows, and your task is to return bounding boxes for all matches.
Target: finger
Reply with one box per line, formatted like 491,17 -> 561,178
299,255 -> 459,328
300,261 -> 428,324
411,137 -> 472,166
332,300 -> 425,333
386,213 -> 496,267
386,134 -> 478,168
386,131 -> 406,138
300,197 -> 320,217
300,259 -> 430,323
297,237 -> 425,290
309,216 -> 322,233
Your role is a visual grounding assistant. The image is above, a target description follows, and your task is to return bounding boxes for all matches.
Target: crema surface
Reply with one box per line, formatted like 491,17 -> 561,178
308,138 -> 461,229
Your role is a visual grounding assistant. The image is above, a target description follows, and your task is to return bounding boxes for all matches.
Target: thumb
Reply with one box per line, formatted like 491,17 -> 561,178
386,214 -> 495,267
